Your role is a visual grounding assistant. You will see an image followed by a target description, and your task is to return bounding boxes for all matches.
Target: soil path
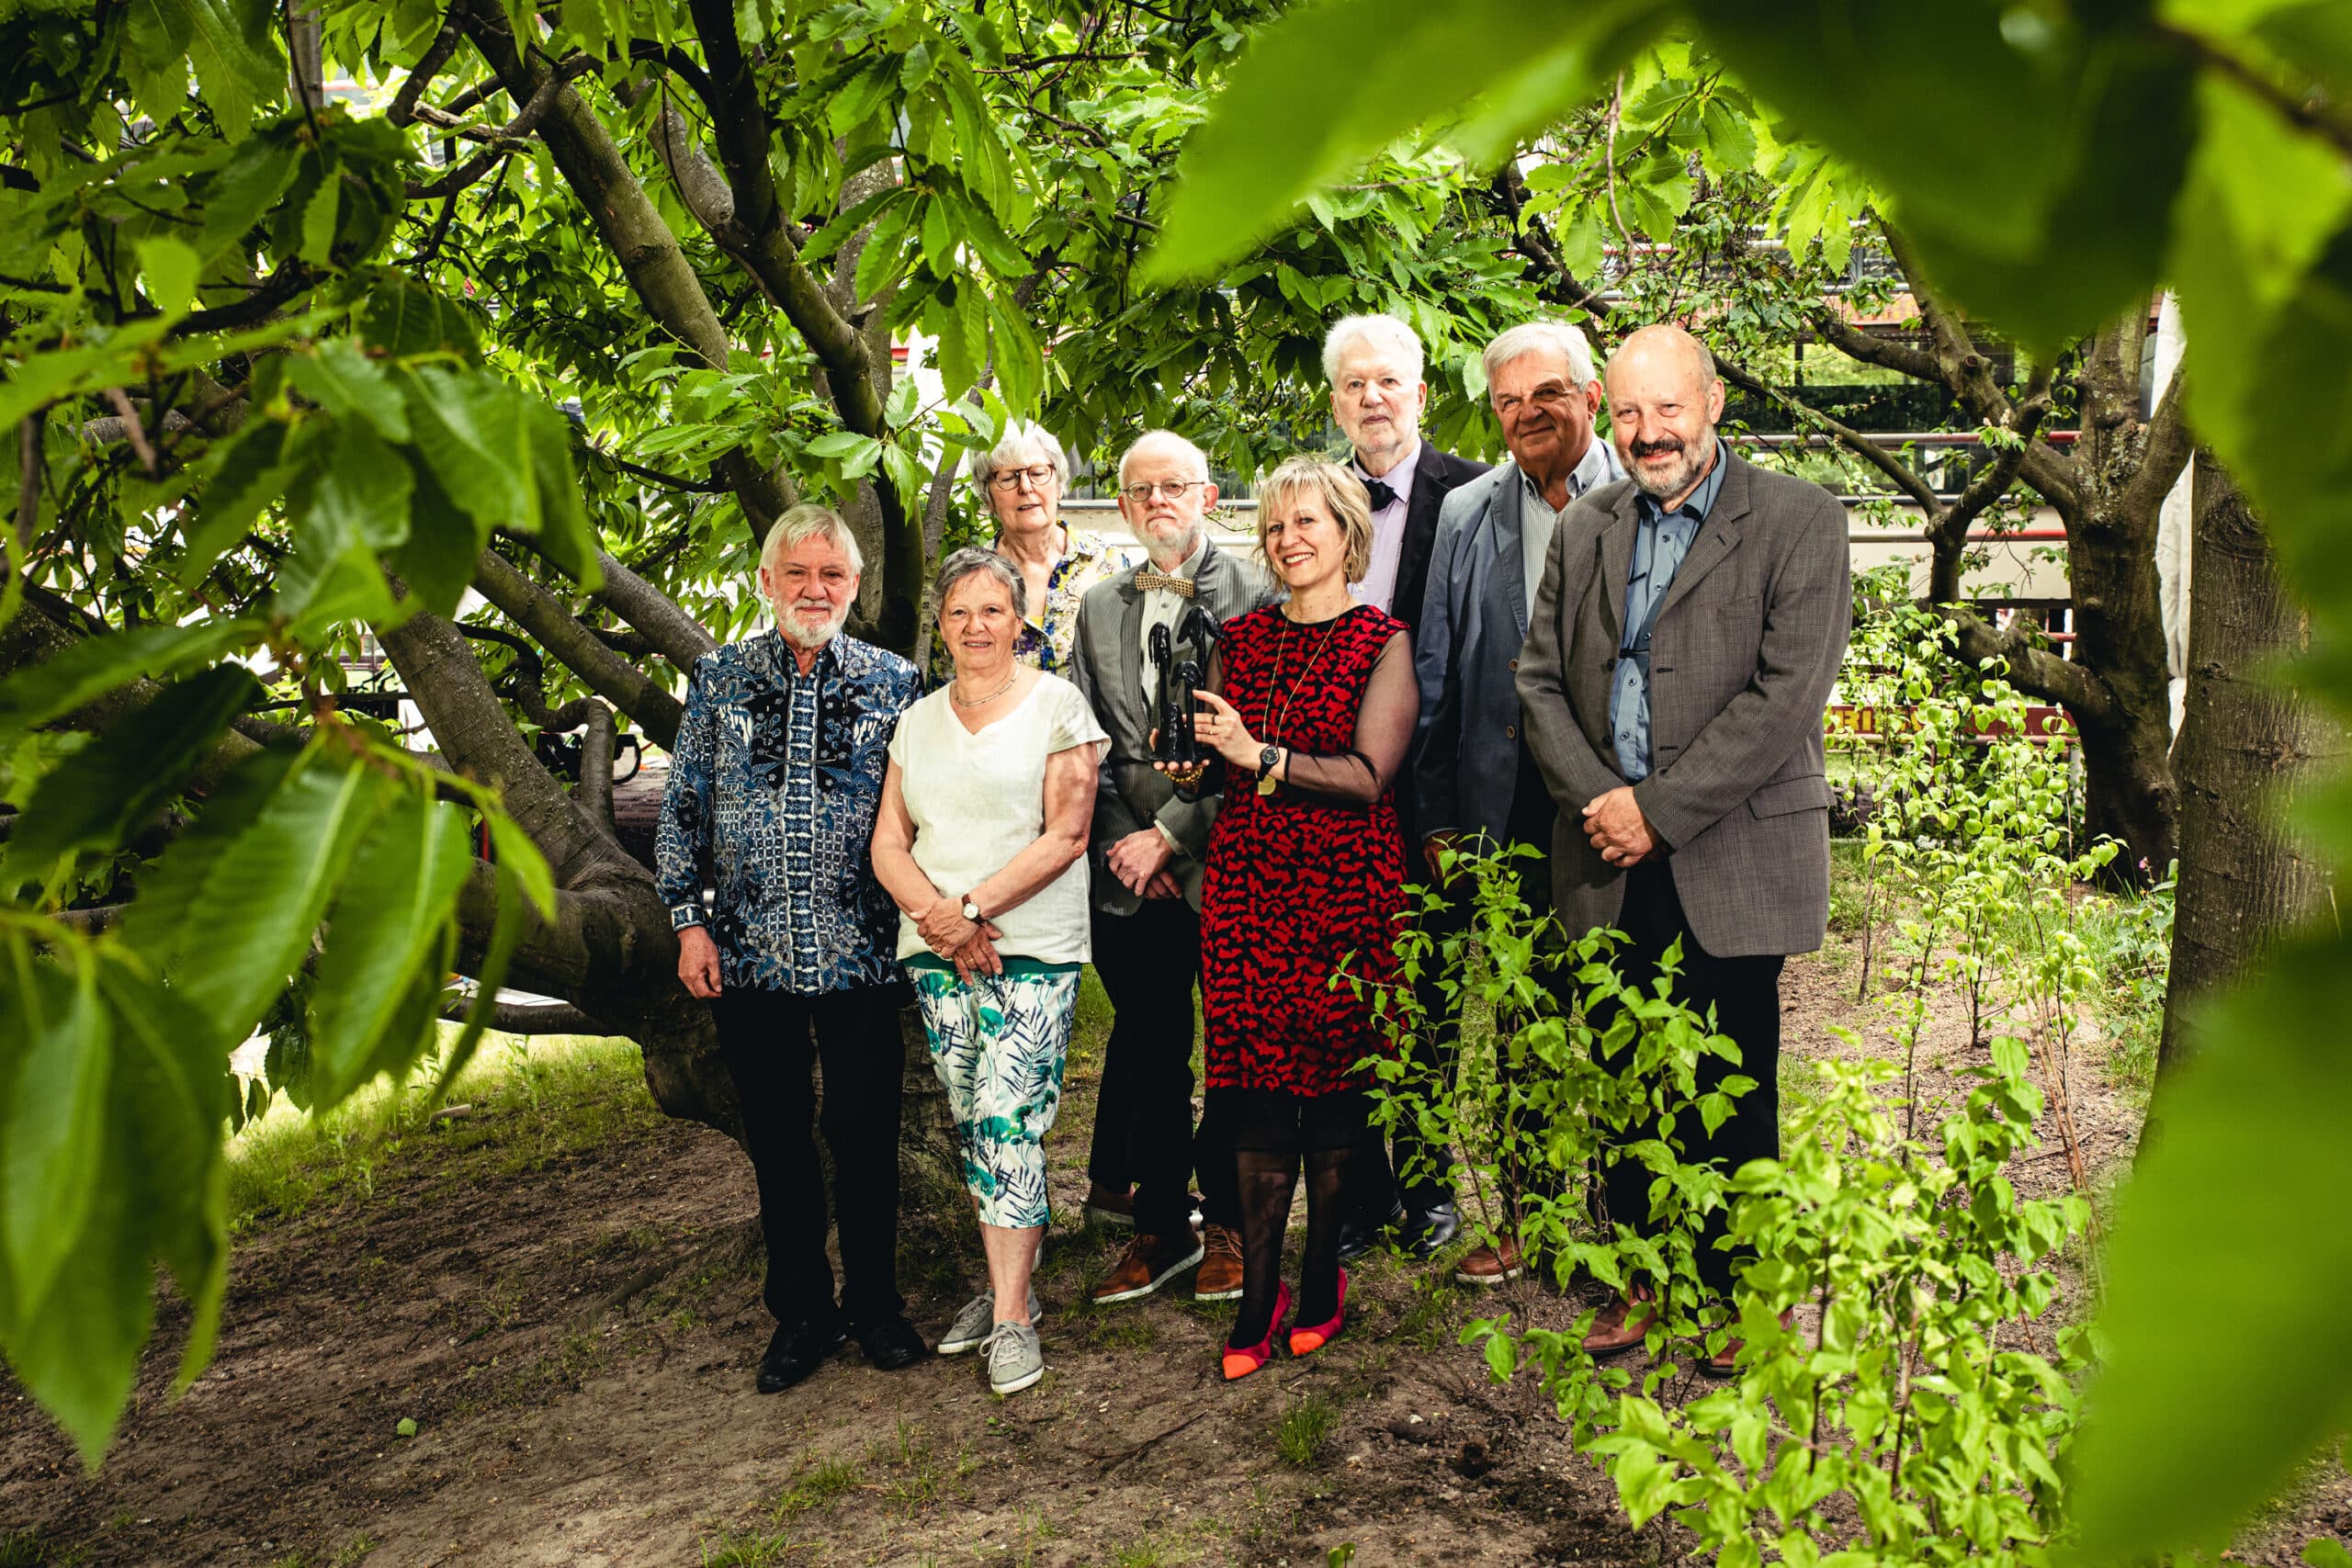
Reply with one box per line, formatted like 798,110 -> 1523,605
3,927 -> 2342,1566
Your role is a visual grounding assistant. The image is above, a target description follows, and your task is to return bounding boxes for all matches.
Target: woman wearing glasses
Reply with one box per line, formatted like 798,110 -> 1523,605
944,422 -> 1121,681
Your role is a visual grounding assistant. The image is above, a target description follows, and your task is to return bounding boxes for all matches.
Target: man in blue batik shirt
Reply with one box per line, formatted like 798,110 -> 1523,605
656,504 -> 924,1393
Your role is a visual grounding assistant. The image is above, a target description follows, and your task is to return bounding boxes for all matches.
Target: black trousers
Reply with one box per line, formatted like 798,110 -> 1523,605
708,984 -> 905,1329
1595,862 -> 1783,1300
1087,899 -> 1238,1237
1353,742 -> 1563,1221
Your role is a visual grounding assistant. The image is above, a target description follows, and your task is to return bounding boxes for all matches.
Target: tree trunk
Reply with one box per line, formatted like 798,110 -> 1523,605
2158,456 -> 2340,1076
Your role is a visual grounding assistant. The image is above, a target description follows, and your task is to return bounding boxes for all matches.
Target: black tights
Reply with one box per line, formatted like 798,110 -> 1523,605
1218,1089 -> 1367,1349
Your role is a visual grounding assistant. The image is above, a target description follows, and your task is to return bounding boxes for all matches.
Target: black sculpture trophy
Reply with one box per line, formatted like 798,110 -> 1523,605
1150,606 -> 1221,795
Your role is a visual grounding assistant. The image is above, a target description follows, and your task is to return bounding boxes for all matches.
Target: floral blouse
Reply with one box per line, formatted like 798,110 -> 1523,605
928,530 -> 1126,685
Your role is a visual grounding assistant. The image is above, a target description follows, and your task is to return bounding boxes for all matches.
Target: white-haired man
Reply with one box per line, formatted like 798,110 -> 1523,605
1323,311 -> 1490,1262
1411,321 -> 1623,1285
1068,431 -> 1277,1308
656,504 -> 927,1393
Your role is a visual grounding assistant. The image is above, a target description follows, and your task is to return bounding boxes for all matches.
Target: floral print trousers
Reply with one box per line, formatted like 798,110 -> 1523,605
908,958 -> 1078,1229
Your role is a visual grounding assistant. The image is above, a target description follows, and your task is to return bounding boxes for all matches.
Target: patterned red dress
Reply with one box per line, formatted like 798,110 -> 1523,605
1200,604 -> 1419,1098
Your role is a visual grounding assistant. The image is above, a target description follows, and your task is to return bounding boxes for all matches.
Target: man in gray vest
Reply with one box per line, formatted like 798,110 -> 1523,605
1411,321 -> 1623,1286
1519,324 -> 1850,1375
1069,430 -> 1277,1307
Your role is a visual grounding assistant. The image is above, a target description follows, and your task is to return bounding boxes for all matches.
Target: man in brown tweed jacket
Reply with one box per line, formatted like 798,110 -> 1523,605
1518,324 -> 1850,1376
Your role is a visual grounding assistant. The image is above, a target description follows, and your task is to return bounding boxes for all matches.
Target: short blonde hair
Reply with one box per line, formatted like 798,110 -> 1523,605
1254,457 -> 1374,584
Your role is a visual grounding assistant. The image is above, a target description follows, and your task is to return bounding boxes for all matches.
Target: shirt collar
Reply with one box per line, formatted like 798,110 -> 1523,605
1354,438 -> 1422,507
1635,437 -> 1729,526
1517,436 -> 1617,513
745,628 -> 837,683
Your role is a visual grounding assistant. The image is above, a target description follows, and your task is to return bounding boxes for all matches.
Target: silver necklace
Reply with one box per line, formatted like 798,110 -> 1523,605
953,670 -> 1018,707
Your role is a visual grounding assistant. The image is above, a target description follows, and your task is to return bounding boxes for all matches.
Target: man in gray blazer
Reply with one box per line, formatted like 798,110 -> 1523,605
1517,325 -> 1850,1374
1410,321 -> 1623,1286
1069,430 -> 1278,1309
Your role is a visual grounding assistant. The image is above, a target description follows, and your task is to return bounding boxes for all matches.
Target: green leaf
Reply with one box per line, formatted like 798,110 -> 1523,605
307,791 -> 472,1106
1144,0 -> 1662,282
133,749 -> 391,1047
286,339 -> 411,441
198,129 -> 301,262
93,951 -> 229,1394
0,955 -> 110,1320
0,619 -> 259,744
135,236 -> 201,317
387,457 -> 493,616
988,294 -> 1045,416
179,419 -> 300,585
359,275 -> 481,363
1690,0 -> 2198,346
520,402 -> 601,590
2068,934 -> 2352,1561
177,0 -> 284,141
401,367 -> 529,528
2,663 -> 260,879
298,156 -> 343,268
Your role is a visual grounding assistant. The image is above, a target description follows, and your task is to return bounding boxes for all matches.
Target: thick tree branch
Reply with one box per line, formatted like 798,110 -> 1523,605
452,0 -> 786,526
438,993 -> 618,1034
499,530 -> 717,674
468,547 -> 684,749
387,21 -> 463,127
2119,355 -> 2195,525
1714,355 -> 1944,514
373,600 -> 622,890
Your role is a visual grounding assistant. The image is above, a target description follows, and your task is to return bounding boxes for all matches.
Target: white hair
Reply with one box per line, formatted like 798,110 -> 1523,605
933,547 -> 1028,620
970,420 -> 1070,493
1116,429 -> 1212,488
1482,321 -> 1599,389
1321,313 -> 1425,387
760,502 -> 863,575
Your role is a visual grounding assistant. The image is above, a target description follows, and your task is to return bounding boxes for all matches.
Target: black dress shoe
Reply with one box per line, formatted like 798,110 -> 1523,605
1336,1201 -> 1407,1263
1397,1201 -> 1461,1259
854,1314 -> 930,1371
756,1319 -> 846,1393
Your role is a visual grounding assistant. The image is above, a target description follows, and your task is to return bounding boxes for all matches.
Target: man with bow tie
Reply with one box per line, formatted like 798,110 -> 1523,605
1069,430 -> 1278,1308
1322,312 -> 1491,1264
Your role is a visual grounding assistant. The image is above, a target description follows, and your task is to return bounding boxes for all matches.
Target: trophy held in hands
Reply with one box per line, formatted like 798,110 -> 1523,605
1150,607 -> 1220,796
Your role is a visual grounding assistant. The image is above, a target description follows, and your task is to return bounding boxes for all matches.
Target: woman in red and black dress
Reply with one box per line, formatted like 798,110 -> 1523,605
1182,456 -> 1418,1380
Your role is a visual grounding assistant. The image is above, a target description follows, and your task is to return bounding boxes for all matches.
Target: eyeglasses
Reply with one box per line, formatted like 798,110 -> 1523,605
1120,479 -> 1205,503
988,464 -> 1058,491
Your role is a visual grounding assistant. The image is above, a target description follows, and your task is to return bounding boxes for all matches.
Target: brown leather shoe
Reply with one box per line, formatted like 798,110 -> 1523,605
1083,1183 -> 1135,1230
1193,1223 -> 1244,1302
1454,1235 -> 1525,1286
1579,1288 -> 1657,1359
1090,1231 -> 1204,1304
1701,1308 -> 1794,1380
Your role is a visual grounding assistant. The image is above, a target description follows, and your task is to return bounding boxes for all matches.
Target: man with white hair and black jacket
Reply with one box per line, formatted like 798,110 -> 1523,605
1320,311 -> 1490,1262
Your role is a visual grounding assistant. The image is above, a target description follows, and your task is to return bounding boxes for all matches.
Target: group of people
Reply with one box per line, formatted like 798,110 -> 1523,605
653,313 -> 1850,1400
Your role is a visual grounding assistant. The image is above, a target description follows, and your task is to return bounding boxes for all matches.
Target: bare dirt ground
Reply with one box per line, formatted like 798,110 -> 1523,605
5,925 -> 2347,1567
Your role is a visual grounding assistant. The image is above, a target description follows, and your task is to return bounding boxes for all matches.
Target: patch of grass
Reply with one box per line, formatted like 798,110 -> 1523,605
1826,838 -> 1871,933
1393,1275 -> 1465,1349
774,1457 -> 864,1519
1779,1054 -> 1833,1132
228,1029 -> 665,1232
698,1527 -> 804,1567
1110,1533 -> 1193,1568
1274,1391 -> 1339,1467
0,1530 -> 89,1567
872,1416 -> 971,1519
2073,877 -> 2174,1090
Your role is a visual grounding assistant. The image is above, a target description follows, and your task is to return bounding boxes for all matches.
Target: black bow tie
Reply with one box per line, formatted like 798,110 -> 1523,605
1363,477 -> 1397,511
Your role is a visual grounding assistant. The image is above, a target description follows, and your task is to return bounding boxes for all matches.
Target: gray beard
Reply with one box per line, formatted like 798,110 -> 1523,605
1628,445 -> 1706,502
777,605 -> 848,650
1135,523 -> 1204,570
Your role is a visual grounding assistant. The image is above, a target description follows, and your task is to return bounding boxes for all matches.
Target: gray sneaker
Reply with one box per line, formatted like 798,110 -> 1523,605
937,1289 -> 1043,1356
986,1320 -> 1045,1395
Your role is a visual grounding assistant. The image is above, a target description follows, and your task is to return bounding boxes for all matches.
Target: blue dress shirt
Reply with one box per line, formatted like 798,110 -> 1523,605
1611,441 -> 1728,781
655,631 -> 920,993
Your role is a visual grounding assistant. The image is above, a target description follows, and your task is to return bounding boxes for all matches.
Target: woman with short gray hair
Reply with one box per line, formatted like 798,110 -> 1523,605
948,421 -> 1118,680
871,547 -> 1106,1397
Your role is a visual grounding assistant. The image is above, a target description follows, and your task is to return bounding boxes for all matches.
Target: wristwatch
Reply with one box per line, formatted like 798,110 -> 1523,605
961,893 -> 985,921
1258,744 -> 1282,775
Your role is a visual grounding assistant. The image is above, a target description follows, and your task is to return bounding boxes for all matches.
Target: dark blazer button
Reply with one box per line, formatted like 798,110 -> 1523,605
1505,725 -> 1517,739
1509,658 -> 1519,671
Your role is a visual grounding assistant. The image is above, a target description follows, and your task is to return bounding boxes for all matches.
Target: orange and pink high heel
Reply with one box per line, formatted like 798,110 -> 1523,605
1286,1268 -> 1347,1359
1221,1281 -> 1291,1382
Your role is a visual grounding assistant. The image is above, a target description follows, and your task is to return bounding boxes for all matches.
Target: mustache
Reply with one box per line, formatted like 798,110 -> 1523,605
1630,436 -> 1686,459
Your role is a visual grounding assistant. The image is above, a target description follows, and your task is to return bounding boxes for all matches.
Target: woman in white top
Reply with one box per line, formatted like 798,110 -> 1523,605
871,548 -> 1105,1396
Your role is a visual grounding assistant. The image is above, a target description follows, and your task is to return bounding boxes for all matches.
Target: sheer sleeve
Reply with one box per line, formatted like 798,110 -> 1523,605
1279,630 -> 1419,806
